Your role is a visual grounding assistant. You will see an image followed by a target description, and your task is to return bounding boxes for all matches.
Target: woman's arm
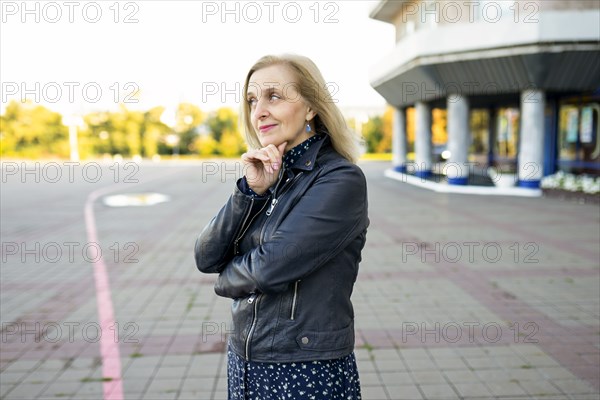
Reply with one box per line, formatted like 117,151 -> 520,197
214,162 -> 369,298
194,185 -> 268,274
195,143 -> 286,274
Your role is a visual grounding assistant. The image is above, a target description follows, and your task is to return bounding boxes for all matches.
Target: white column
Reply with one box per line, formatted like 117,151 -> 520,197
447,95 -> 470,184
518,89 -> 545,187
414,101 -> 432,177
392,107 -> 407,172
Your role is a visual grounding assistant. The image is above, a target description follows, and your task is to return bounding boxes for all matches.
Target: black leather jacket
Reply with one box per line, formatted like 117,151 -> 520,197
195,135 -> 369,362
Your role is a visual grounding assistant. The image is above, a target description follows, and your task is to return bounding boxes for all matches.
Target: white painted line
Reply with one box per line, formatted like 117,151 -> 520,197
103,193 -> 170,207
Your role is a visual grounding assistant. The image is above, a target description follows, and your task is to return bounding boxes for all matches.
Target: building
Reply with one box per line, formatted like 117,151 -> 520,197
369,0 -> 600,187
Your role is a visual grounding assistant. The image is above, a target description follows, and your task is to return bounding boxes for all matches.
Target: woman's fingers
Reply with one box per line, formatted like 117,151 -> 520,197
242,143 -> 288,192
242,149 -> 269,163
263,144 -> 281,172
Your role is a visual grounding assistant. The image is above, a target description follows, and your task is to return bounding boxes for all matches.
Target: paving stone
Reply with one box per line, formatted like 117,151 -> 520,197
486,381 -> 529,396
386,384 -> 423,400
39,380 -> 81,397
378,371 -> 413,386
411,370 -> 447,385
2,162 -> 599,399
453,382 -> 494,397
442,369 -> 481,384
375,359 -> 406,372
552,379 -> 598,394
152,366 -> 187,379
433,356 -> 468,370
180,376 -> 215,391
518,379 -> 565,396
361,385 -> 389,400
404,357 -> 437,371
418,383 -> 460,399
359,372 -> 381,385
2,382 -> 46,399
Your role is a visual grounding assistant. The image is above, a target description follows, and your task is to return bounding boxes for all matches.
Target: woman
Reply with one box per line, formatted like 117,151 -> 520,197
195,54 -> 369,400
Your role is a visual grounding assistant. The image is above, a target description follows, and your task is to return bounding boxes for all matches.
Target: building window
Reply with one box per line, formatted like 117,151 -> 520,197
558,102 -> 600,176
492,107 -> 519,170
469,110 -> 490,167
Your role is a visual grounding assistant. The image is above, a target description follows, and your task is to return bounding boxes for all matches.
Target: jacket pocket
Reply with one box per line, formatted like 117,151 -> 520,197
296,323 -> 354,352
290,280 -> 300,320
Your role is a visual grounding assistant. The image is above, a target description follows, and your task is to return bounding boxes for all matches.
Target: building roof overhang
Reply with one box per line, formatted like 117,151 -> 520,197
371,44 -> 600,108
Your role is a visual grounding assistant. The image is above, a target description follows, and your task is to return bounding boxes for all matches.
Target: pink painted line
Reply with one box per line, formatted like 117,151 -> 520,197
85,188 -> 124,400
81,165 -> 190,400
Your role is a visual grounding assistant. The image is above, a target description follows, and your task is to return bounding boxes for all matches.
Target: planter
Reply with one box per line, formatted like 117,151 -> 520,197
542,188 -> 600,204
487,169 -> 518,188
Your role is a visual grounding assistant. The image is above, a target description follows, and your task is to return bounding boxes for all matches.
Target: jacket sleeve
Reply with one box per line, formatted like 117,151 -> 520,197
214,162 -> 369,298
194,181 -> 269,274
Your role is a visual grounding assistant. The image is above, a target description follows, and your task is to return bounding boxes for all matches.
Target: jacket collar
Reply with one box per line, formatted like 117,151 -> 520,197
289,133 -> 330,172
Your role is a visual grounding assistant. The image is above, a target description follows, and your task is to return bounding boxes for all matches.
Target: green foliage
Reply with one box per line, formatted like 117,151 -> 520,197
206,107 -> 237,143
363,116 -> 384,153
205,108 -> 246,156
1,101 -> 393,159
171,103 -> 206,154
0,101 -> 69,158
195,135 -> 219,156
219,129 -> 246,157
82,106 -> 161,157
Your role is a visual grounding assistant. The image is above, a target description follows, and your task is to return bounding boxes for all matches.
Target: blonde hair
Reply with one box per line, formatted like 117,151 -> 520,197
241,54 -> 363,163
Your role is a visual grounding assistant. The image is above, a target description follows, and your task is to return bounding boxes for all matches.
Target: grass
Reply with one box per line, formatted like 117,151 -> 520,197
186,292 -> 198,312
80,377 -> 113,383
359,153 -> 393,161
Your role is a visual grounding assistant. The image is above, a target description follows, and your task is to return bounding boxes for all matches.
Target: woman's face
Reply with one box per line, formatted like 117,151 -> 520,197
247,64 -> 315,151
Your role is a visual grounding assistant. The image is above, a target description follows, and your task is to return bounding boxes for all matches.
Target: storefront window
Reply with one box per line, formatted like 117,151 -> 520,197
469,109 -> 489,167
558,102 -> 600,175
492,108 -> 519,171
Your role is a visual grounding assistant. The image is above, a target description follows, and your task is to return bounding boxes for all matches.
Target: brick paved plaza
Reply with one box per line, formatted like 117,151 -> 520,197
1,160 -> 599,399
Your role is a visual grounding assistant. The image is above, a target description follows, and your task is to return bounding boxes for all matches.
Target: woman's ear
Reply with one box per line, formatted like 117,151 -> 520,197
305,107 -> 316,122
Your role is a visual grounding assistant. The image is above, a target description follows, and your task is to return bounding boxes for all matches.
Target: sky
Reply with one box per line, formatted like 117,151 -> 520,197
1,0 -> 396,117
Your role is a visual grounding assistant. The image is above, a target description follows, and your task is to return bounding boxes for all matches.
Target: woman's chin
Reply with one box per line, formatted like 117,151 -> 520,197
259,137 -> 280,148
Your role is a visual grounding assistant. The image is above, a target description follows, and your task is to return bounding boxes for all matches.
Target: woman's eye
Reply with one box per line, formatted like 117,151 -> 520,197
270,93 -> 280,101
247,98 -> 257,106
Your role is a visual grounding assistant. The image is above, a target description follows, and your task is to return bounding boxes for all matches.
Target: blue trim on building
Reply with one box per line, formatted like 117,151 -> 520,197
544,97 -> 558,176
557,160 -> 600,170
518,179 -> 541,188
393,164 -> 407,173
414,170 -> 432,178
448,177 -> 468,185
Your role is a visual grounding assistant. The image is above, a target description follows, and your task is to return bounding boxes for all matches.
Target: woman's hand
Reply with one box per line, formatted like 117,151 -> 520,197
242,142 -> 288,195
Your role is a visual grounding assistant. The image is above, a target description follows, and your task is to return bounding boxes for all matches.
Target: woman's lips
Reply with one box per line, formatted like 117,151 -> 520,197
259,124 -> 277,133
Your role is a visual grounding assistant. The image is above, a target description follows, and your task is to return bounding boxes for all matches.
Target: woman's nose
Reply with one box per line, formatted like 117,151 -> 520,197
253,98 -> 269,120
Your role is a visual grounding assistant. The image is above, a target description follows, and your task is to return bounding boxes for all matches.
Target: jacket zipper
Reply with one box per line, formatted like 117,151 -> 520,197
233,198 -> 269,255
245,293 -> 261,360
262,172 -> 304,237
245,170 -> 303,358
265,168 -> 286,216
259,172 -> 302,245
290,280 -> 300,320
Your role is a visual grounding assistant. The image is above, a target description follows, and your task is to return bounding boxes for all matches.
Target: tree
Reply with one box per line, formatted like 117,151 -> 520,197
207,107 -> 238,143
363,116 -> 383,153
206,107 -> 246,156
195,135 -> 219,156
376,106 -> 394,153
173,103 -> 206,155
0,101 -> 68,158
